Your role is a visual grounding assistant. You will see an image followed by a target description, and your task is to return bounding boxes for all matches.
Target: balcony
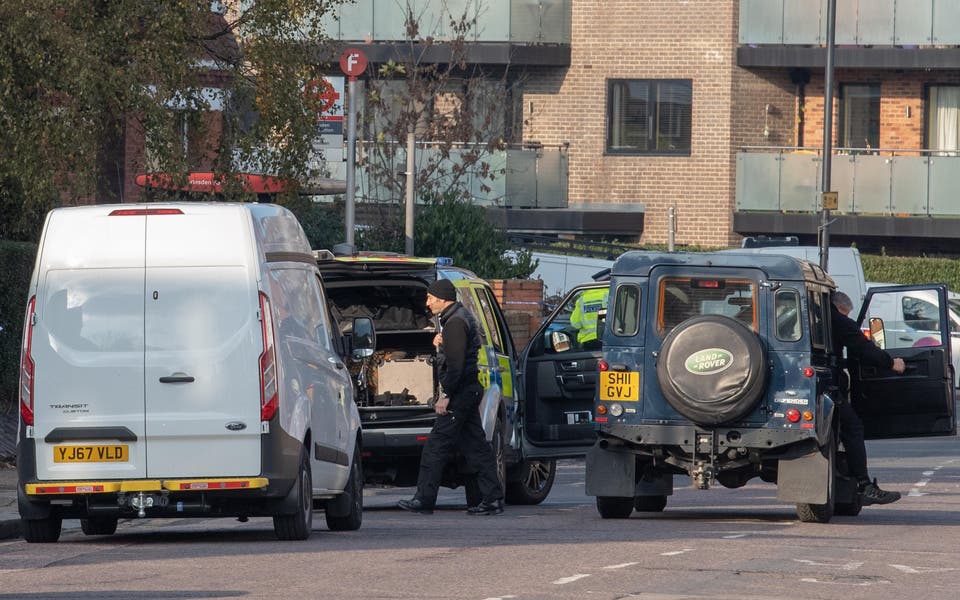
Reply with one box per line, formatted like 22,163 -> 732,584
735,148 -> 960,242
322,0 -> 571,44
739,0 -> 960,46
322,142 -> 568,209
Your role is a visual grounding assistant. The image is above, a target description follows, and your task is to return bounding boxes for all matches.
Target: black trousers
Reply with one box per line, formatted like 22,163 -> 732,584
837,397 -> 869,484
414,383 -> 503,507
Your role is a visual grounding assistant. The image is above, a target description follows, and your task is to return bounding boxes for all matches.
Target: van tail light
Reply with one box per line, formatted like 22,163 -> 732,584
20,296 -> 36,426
258,293 -> 279,421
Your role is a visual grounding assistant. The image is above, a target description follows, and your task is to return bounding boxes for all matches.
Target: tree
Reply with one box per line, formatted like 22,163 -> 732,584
0,0 -> 341,240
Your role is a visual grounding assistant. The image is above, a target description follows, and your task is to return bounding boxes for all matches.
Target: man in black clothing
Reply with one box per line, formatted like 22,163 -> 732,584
831,291 -> 904,505
398,279 -> 505,515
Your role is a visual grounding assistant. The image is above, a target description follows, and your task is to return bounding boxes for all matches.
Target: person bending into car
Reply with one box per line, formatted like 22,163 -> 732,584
831,291 -> 905,505
398,279 -> 505,516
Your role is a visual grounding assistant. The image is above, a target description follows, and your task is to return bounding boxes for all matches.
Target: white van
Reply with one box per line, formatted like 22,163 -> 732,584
17,203 -> 370,542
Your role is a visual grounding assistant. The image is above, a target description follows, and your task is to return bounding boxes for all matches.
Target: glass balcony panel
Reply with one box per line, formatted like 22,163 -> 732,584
739,0 -> 783,44
373,0 -> 424,40
511,0 -> 569,44
832,155 -> 856,213
504,149 -> 537,207
441,0 -> 478,41
319,7 -> 341,40
932,0 -> 960,44
735,153 -> 781,210
928,156 -> 960,215
537,149 -> 567,208
783,0 -> 825,44
894,0 -> 933,45
852,155 -> 891,214
469,150 -> 507,206
858,0 -> 896,45
780,153 -> 820,212
339,0 -> 375,41
477,0 -> 511,41
836,0 -> 859,44
891,157 -> 929,215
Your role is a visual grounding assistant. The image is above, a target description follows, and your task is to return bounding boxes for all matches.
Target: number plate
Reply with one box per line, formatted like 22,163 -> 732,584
599,371 -> 640,401
53,445 -> 128,463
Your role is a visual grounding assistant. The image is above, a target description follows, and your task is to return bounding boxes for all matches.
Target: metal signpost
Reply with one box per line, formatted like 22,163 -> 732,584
819,0 -> 837,271
339,48 -> 368,248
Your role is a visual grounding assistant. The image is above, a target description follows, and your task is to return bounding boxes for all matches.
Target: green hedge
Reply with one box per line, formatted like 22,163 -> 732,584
861,253 -> 960,291
0,241 -> 37,413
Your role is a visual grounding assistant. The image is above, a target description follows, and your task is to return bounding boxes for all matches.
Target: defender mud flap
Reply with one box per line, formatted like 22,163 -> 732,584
776,450 -> 829,504
585,443 -> 635,497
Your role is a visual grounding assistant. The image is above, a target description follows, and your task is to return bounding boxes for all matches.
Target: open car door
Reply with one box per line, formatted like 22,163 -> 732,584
519,283 -> 608,459
850,284 -> 956,439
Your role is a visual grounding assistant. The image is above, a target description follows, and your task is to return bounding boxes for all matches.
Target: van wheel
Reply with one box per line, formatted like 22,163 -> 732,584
657,315 -> 768,426
596,496 -> 634,519
81,517 -> 118,536
505,459 -> 557,505
22,516 -> 62,543
796,434 -> 836,523
633,495 -> 668,512
326,444 -> 363,531
273,447 -> 313,541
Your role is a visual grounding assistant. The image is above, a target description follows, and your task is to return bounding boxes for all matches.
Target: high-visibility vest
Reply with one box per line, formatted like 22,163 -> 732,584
570,288 -> 609,343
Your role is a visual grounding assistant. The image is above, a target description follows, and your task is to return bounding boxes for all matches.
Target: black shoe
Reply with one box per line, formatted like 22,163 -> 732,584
466,499 -> 503,516
860,479 -> 901,506
398,498 -> 434,514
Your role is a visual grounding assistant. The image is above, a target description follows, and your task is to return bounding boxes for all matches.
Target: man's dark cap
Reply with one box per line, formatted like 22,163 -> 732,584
427,279 -> 457,301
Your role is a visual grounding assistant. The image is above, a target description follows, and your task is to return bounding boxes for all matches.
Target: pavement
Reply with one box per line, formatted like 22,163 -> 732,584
0,466 -> 20,540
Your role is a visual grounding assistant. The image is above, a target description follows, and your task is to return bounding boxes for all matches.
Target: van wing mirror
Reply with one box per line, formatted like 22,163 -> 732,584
352,317 -> 376,358
869,317 -> 885,349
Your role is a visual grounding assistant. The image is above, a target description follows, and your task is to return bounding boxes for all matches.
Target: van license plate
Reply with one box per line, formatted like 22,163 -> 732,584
53,445 -> 128,463
600,372 -> 640,402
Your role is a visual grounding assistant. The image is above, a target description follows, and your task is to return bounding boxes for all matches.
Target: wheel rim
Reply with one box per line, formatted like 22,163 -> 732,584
301,464 -> 312,527
525,460 -> 550,492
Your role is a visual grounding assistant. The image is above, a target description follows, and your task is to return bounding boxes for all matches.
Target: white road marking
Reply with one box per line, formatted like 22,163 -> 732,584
793,559 -> 863,570
722,534 -> 748,539
889,564 -> 959,574
660,549 -> 693,556
800,578 -> 890,586
482,596 -> 517,600
553,574 -> 591,585
603,562 -> 638,570
922,471 -> 935,476
915,479 -> 930,487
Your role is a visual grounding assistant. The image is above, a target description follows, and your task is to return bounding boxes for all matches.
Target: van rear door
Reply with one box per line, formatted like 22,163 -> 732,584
143,206 -> 262,477
32,208 -> 148,480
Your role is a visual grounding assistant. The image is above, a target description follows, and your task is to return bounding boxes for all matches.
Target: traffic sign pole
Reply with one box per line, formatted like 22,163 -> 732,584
340,49 -> 367,249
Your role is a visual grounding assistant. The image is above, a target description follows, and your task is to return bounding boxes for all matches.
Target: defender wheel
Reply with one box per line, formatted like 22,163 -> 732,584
505,459 -> 557,505
81,516 -> 118,536
326,444 -> 363,531
633,495 -> 668,512
274,447 -> 313,541
22,516 -> 62,543
796,434 -> 836,524
657,315 -> 769,425
596,496 -> 634,519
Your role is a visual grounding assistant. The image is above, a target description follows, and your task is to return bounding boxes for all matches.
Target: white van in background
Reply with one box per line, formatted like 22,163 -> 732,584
18,203 -> 370,542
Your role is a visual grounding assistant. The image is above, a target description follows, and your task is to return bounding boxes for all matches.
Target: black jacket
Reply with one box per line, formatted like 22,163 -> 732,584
830,304 -> 894,370
437,302 -> 482,396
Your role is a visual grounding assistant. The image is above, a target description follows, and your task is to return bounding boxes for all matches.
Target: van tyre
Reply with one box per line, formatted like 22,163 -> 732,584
22,516 -> 62,543
505,459 -> 557,505
273,447 -> 313,541
596,496 -> 634,519
81,516 -> 118,536
634,495 -> 668,512
796,434 -> 836,523
657,315 -> 769,426
326,443 -> 363,531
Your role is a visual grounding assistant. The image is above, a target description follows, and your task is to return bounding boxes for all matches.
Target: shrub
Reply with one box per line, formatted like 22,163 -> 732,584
0,241 -> 37,413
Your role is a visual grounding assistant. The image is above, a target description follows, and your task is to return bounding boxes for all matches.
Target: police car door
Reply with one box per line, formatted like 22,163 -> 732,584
519,283 -> 607,458
851,284 -> 956,439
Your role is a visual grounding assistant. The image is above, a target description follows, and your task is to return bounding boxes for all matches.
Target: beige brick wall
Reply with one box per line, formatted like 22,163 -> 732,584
522,0 -> 741,247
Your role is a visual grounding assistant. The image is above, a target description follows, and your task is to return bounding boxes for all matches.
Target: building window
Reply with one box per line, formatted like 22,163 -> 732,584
927,85 -> 960,156
606,79 -> 692,155
839,83 -> 880,151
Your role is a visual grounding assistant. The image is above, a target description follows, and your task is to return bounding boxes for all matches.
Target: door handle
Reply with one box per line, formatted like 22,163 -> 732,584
328,356 -> 344,370
159,374 -> 195,383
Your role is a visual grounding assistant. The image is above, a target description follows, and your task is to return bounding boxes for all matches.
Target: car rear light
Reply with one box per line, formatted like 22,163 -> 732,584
598,360 -> 609,372
802,410 -> 814,421
596,404 -> 608,415
19,296 -> 36,426
109,208 -> 184,216
258,293 -> 278,421
802,366 -> 814,377
785,408 -> 801,423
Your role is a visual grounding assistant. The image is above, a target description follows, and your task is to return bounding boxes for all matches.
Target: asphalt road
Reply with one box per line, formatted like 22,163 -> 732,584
1,435 -> 958,600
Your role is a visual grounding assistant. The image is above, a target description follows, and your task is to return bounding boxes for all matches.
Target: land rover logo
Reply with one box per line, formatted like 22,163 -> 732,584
684,348 -> 734,375
225,422 -> 247,431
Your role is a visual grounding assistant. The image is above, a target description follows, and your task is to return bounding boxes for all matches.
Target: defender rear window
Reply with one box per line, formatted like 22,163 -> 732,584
657,277 -> 756,335
611,284 -> 641,336
775,289 -> 802,341
807,291 -> 827,350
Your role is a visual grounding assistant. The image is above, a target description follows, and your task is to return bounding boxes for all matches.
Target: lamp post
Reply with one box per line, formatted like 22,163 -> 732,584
819,0 -> 837,271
